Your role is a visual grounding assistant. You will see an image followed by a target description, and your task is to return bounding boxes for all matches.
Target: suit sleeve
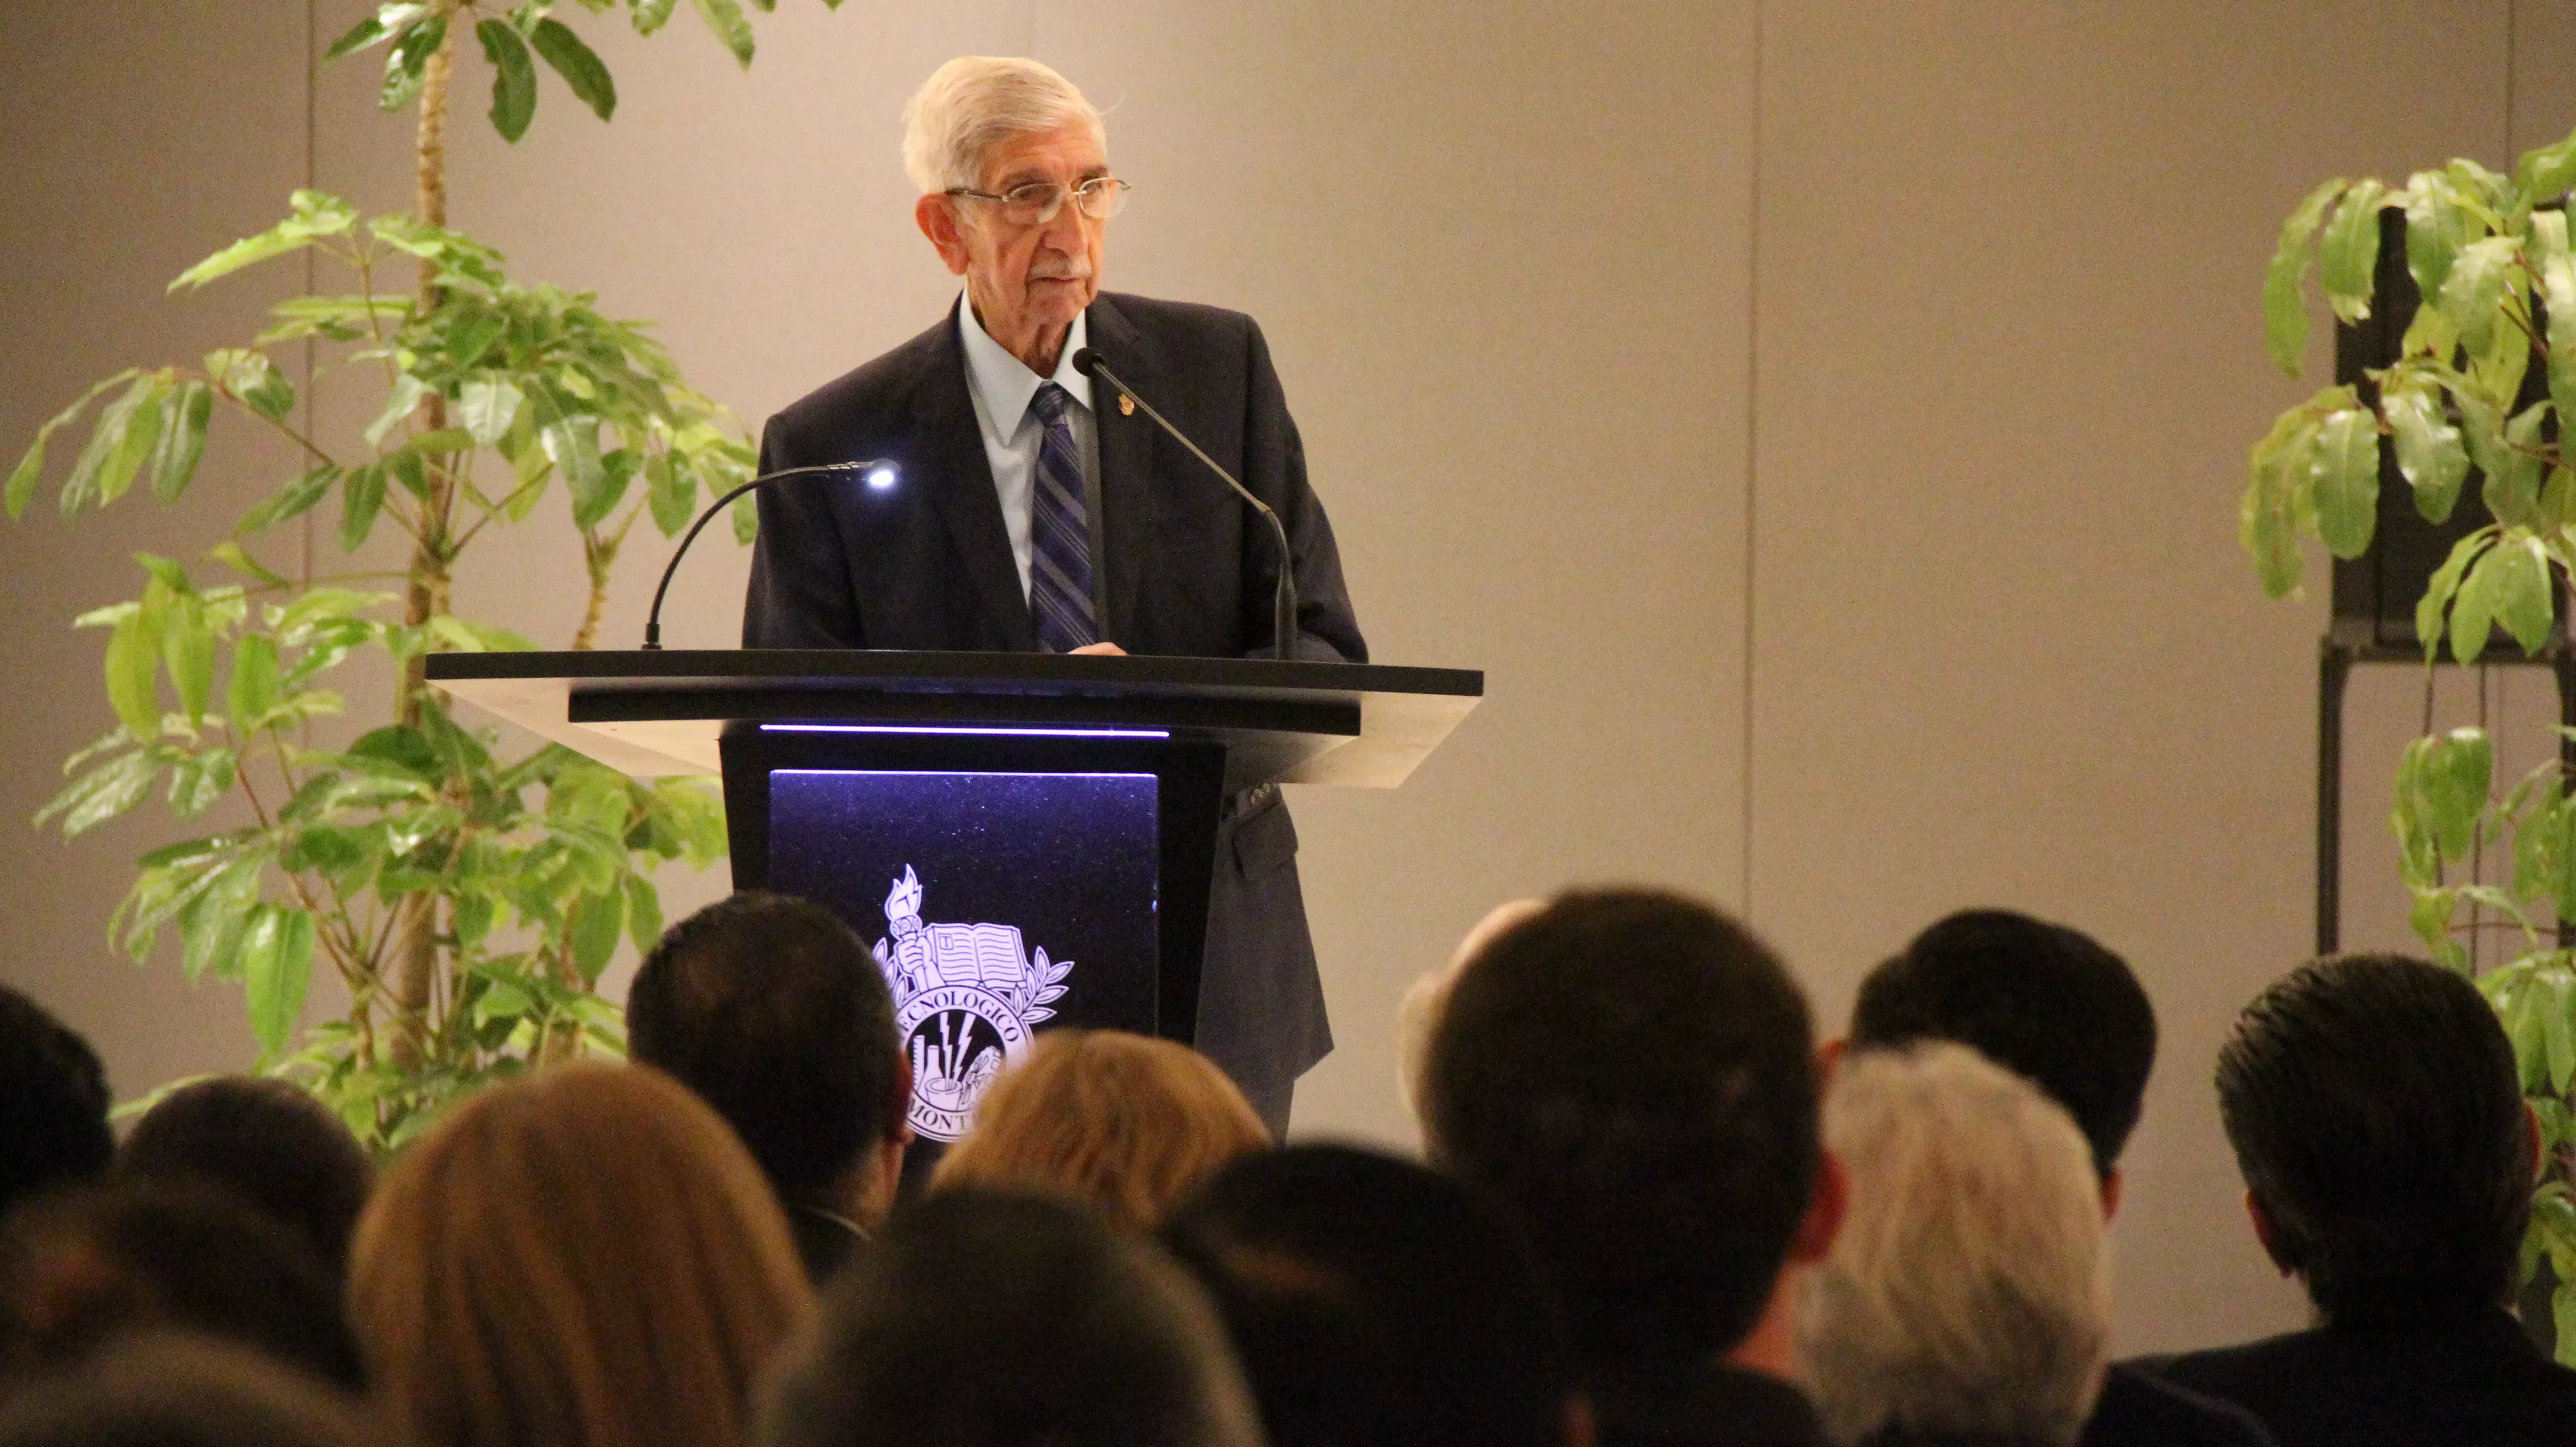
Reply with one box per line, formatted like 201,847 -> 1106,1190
1240,319 -> 1368,663
741,414 -> 867,648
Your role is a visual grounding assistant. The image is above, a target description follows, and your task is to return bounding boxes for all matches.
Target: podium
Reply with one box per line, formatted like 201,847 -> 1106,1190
426,650 -> 1481,1143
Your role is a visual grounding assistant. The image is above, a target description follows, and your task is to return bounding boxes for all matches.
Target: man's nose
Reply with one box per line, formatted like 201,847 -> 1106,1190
1036,196 -> 1088,252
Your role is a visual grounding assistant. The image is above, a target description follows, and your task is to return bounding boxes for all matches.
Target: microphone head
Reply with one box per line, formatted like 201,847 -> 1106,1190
1070,347 -> 1101,377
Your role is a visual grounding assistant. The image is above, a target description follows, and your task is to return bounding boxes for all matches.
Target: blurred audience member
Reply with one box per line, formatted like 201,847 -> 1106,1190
762,1188 -> 1263,1447
1163,1142 -> 1585,1447
348,1063 -> 810,1447
1847,910 -> 2272,1447
1799,1043 -> 2110,1447
0,1180 -> 363,1393
0,1334 -> 377,1447
2151,953 -> 2576,1447
630,892 -> 911,1283
0,987 -> 111,1221
118,1077 -> 373,1280
1421,887 -> 1844,1447
1393,898 -> 1543,1123
932,1030 -> 1269,1227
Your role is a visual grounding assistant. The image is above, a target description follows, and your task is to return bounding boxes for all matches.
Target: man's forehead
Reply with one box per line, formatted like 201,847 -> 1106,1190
983,128 -> 1109,187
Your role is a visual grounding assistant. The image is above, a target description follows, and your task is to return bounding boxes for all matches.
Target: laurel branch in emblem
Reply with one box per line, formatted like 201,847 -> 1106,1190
871,866 -> 1075,1143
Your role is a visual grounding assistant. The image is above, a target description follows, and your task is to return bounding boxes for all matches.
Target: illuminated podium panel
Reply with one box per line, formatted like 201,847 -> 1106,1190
429,649 -> 1481,1165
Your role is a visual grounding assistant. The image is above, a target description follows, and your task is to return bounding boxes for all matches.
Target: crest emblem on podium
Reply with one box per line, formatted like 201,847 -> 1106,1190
871,865 -> 1074,1142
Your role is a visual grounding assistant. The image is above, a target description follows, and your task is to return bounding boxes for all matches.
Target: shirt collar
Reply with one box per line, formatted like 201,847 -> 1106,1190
956,291 -> 1092,436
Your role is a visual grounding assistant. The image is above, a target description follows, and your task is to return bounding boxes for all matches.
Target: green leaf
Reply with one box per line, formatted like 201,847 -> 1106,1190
2521,121 -> 2576,205
2405,170 -> 2475,299
324,3 -> 427,61
2493,533 -> 2558,656
632,0 -> 681,33
345,724 -> 443,782
478,19 -> 540,142
366,373 -> 426,448
62,379 -> 151,518
228,634 -> 283,727
2424,727 -> 2496,860
624,872 -> 663,955
177,856 -> 263,982
567,888 -> 626,982
2319,179 -> 2389,323
241,906 -> 315,1058
2485,401 -> 2551,529
2438,236 -> 2519,357
207,541 -> 290,588
644,451 -> 694,535
161,595 -> 216,724
730,487 -> 758,547
2546,971 -> 2576,1096
340,463 -> 388,552
688,0 -> 756,66
2453,539 -> 2505,664
167,748 -> 237,819
104,610 -> 162,738
239,466 -> 340,535
2384,381 -> 2469,523
381,14 -> 449,112
148,381 -> 213,502
2264,177 -> 2346,376
2408,885 -> 2456,948
38,749 -> 157,837
529,18 -> 617,121
458,376 -> 524,447
9,372 -> 136,519
2310,407 -> 2381,558
543,417 -> 609,524
95,378 -> 167,506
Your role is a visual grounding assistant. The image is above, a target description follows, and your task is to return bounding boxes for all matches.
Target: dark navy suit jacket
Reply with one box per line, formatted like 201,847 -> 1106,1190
741,292 -> 1365,1126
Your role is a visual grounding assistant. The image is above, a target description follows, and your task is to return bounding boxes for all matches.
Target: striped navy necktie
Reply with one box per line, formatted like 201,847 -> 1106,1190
1027,381 -> 1099,653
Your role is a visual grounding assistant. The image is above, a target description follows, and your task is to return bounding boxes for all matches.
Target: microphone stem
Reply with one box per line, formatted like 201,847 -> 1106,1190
642,460 -> 878,649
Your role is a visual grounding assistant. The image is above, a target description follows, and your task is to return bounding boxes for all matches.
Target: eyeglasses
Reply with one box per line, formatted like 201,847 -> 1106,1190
945,176 -> 1133,227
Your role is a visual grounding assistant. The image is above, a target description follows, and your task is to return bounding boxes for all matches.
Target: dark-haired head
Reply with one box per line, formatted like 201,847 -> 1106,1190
1850,909 -> 2156,1181
0,1333 -> 377,1447
2218,953 -> 2533,1325
1162,1144 -> 1577,1447
764,1189 -> 1262,1447
0,986 -> 112,1219
0,1179 -> 364,1393
119,1077 -> 374,1279
1421,886 -> 1820,1366
629,892 -> 907,1236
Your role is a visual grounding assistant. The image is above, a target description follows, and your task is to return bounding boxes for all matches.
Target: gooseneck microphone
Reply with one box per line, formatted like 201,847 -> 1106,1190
1070,347 -> 1301,660
640,459 -> 896,649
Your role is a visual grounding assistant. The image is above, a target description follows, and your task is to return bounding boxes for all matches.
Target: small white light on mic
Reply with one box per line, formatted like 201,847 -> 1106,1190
866,465 -> 898,491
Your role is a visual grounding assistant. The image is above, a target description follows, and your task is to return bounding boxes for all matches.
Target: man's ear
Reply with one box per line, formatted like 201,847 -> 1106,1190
2099,1165 -> 2124,1223
887,1052 -> 917,1138
2244,1189 -> 2293,1276
1789,1148 -> 1849,1266
914,194 -> 972,275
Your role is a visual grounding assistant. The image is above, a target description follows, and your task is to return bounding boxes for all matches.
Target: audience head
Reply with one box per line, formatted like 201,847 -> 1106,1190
0,1334 -> 377,1447
1394,898 -> 1544,1124
629,892 -> 909,1228
347,1063 -> 811,1447
764,1187 -> 1263,1447
2217,952 -> 2534,1326
1421,886 -> 1827,1366
0,1179 -> 364,1393
931,1030 -> 1270,1227
1162,1143 -> 1578,1447
1798,1043 -> 2110,1447
117,1077 -> 373,1278
1850,909 -> 2156,1185
0,987 -> 112,1220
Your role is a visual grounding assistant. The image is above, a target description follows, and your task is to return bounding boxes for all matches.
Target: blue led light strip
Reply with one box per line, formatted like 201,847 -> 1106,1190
760,724 -> 1170,739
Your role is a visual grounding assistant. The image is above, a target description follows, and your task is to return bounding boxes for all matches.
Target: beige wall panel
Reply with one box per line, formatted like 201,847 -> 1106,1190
0,6 -> 316,1100
1750,4 -> 2509,1351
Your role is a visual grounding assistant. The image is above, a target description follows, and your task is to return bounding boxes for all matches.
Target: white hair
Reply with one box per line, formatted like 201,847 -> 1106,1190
900,56 -> 1107,195
1394,898 -> 1546,1143
1798,1042 -> 2111,1447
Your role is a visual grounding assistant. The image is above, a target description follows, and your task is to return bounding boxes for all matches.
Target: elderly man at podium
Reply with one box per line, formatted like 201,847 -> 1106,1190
741,56 -> 1366,1132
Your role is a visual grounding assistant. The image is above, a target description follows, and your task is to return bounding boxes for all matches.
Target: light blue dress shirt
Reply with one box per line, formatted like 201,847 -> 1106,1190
955,292 -> 1100,607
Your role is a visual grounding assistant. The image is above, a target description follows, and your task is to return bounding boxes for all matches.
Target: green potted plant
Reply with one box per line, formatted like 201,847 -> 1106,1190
2248,119 -> 2576,1354
6,0 -> 840,1149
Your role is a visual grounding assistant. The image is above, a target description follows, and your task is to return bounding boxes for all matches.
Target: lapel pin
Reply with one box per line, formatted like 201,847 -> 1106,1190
1119,394 -> 1135,417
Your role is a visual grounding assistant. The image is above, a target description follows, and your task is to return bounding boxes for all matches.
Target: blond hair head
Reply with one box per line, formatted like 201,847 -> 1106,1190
348,1063 -> 813,1447
930,1031 -> 1270,1227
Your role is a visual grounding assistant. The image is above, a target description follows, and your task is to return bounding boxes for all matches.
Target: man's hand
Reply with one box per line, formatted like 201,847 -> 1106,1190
1070,642 -> 1127,656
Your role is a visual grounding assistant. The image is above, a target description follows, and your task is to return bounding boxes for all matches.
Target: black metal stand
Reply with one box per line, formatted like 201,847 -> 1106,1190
2317,631 -> 2576,955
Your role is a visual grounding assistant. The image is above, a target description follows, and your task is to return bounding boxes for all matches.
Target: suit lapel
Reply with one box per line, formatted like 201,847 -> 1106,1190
911,309 -> 1037,651
1087,295 -> 1159,646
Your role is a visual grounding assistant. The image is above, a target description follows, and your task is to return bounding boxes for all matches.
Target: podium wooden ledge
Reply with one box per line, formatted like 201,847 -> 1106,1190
426,649 -> 1483,791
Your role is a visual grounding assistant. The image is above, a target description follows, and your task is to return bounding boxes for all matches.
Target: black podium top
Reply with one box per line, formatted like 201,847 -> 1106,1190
427,650 -> 1483,791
